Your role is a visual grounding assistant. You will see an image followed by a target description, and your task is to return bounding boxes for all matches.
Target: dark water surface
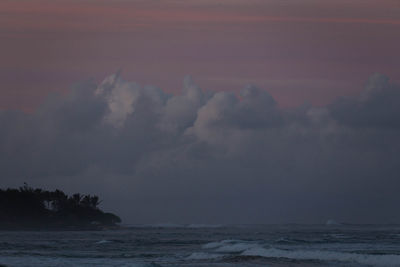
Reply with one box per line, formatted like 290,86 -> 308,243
1,224 -> 400,266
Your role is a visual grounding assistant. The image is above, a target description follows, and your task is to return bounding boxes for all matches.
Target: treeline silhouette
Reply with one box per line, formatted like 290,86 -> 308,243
0,184 -> 121,230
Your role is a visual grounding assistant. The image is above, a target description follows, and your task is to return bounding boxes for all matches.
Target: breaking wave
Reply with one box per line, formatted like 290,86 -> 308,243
201,239 -> 400,266
242,247 -> 400,266
203,240 -> 236,249
186,252 -> 223,260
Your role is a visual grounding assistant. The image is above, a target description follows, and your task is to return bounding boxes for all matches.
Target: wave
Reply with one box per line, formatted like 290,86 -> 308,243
326,219 -> 342,226
274,237 -> 316,244
95,240 -> 112,244
202,239 -> 400,266
216,243 -> 259,253
186,224 -> 222,228
203,239 -> 260,253
202,239 -> 244,249
242,247 -> 400,266
148,223 -> 184,228
125,223 -> 224,229
186,252 -> 223,260
326,233 -> 351,239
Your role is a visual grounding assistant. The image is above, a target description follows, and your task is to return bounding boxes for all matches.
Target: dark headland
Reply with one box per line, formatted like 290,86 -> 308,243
0,184 -> 121,230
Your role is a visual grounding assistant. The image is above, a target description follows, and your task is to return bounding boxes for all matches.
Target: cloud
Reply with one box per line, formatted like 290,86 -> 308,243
330,73 -> 400,129
1,73 -> 400,224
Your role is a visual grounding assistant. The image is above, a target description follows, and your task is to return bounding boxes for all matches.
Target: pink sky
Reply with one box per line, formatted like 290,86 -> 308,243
1,0 -> 399,111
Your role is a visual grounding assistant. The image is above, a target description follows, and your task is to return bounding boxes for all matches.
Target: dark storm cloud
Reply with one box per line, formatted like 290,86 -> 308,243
1,73 -> 399,224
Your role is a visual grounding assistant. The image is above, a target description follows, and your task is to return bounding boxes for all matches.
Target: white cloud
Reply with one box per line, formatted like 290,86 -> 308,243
1,73 -> 400,224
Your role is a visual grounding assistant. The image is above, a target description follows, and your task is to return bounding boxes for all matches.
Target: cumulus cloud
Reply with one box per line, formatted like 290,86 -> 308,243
330,73 -> 400,129
1,73 -> 399,224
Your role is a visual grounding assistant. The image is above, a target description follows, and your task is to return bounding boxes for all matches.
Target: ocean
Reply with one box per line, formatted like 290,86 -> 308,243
1,224 -> 400,266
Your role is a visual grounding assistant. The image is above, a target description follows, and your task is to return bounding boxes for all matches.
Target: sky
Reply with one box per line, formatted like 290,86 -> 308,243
1,0 -> 400,224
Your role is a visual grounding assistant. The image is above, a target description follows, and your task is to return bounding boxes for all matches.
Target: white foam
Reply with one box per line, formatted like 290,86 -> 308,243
242,247 -> 400,266
216,243 -> 259,253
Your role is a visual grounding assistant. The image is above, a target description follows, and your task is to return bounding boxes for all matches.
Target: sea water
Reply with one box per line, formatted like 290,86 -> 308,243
1,224 -> 400,266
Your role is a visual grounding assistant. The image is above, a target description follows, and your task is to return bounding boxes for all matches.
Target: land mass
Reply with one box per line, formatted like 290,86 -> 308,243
0,184 -> 121,230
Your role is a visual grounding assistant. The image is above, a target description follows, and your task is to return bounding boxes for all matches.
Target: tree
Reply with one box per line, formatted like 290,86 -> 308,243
0,186 -> 121,229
